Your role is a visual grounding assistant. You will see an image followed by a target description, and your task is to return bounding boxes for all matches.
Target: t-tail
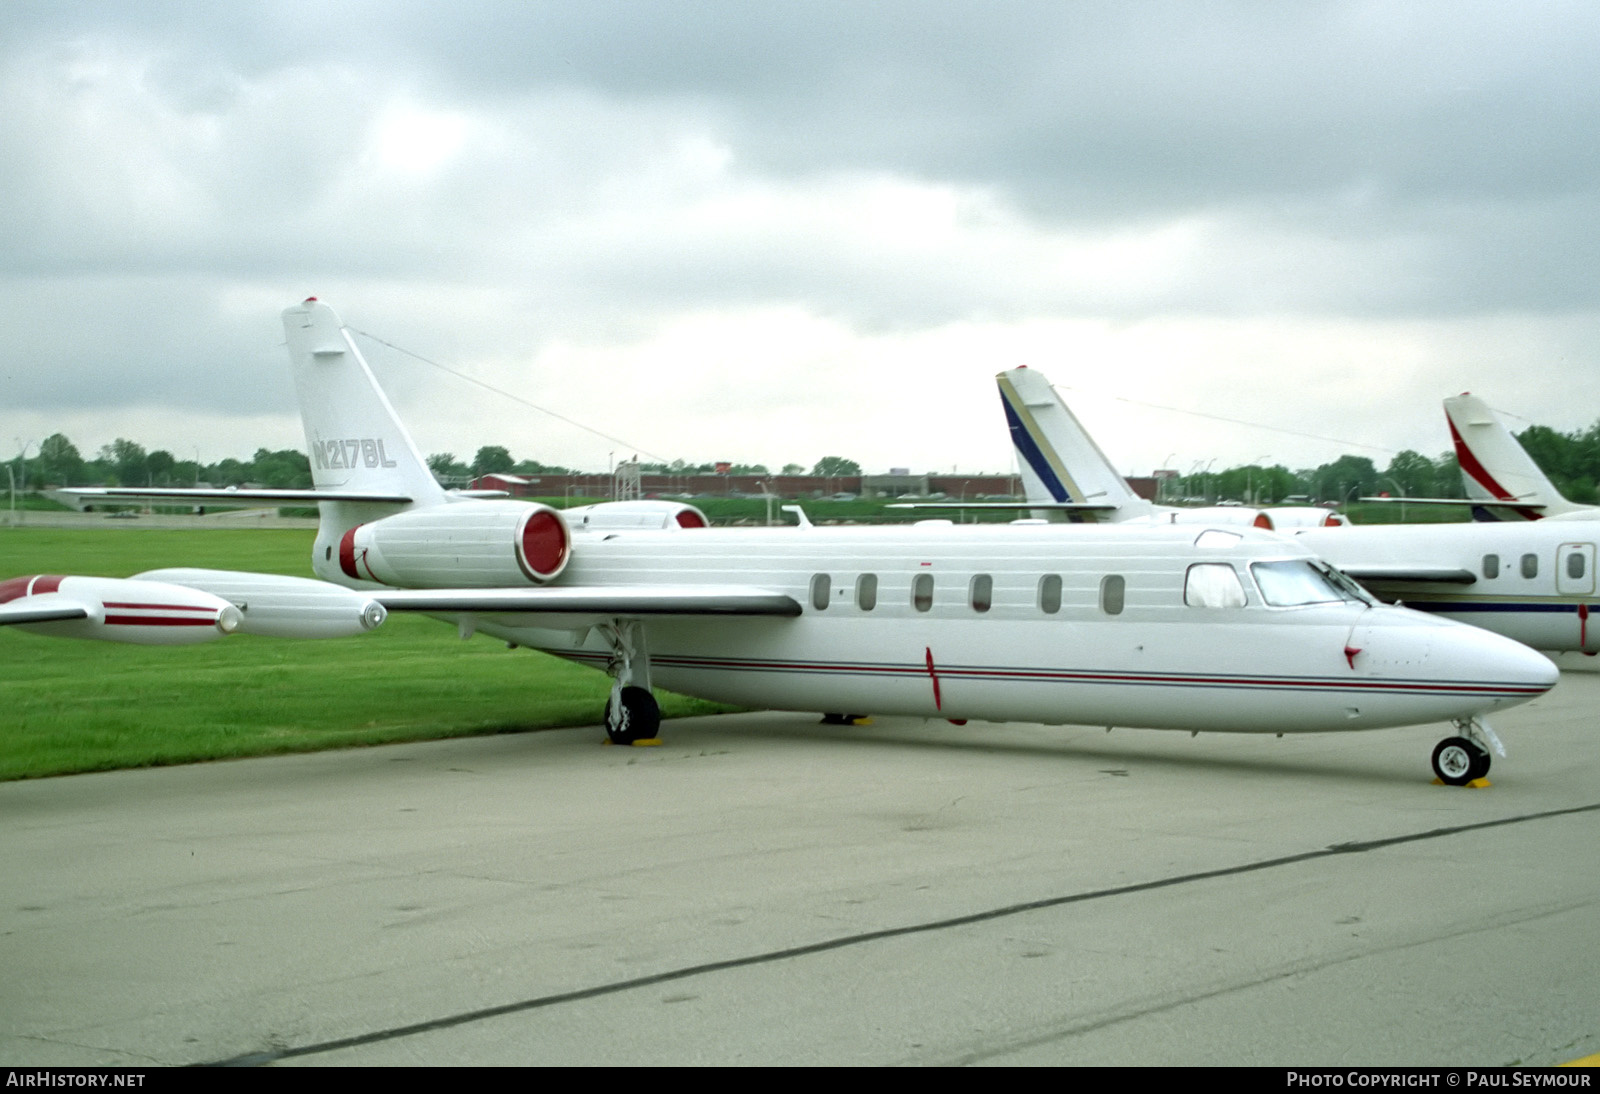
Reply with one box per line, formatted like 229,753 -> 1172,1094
282,298 -> 450,573
997,366 -> 1153,522
1444,392 -> 1587,522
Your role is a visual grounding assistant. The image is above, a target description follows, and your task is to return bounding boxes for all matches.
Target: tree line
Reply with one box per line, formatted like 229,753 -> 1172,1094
11,423 -> 1600,505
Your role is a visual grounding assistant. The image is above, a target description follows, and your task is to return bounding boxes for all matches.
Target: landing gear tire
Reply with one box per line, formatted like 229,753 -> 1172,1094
1432,736 -> 1490,786
605,686 -> 661,745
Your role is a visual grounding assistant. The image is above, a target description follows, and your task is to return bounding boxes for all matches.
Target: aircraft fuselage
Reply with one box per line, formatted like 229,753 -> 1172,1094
361,522 -> 1556,735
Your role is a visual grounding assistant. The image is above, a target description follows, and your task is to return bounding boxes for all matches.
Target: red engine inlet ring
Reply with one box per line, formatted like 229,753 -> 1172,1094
517,509 -> 570,581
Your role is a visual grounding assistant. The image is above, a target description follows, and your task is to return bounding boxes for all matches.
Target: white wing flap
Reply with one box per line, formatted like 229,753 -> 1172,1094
376,585 -> 802,621
1340,566 -> 1478,585
0,596 -> 91,626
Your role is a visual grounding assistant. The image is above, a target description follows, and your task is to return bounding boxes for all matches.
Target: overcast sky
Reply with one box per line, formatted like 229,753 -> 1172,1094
3,0 -> 1597,479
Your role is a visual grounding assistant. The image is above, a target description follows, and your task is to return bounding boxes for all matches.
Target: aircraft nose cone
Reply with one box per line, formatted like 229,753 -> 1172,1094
1352,609 -> 1558,722
1437,621 -> 1559,706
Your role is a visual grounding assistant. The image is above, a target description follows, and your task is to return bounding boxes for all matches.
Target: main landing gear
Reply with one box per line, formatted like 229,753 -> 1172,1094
605,684 -> 660,745
1431,717 -> 1501,786
599,620 -> 660,745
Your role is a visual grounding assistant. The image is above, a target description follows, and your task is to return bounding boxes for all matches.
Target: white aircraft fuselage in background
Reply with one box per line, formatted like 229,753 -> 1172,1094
994,366 -> 1600,657
1294,523 -> 1598,654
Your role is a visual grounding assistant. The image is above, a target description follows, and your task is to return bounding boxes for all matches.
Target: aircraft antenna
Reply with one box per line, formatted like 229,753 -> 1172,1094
348,328 -> 671,463
1052,383 -> 1398,456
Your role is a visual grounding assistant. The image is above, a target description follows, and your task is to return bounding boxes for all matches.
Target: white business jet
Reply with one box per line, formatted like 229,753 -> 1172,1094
0,301 -> 1560,785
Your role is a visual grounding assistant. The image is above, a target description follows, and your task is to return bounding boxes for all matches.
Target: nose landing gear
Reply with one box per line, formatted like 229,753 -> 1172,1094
1432,717 -> 1502,786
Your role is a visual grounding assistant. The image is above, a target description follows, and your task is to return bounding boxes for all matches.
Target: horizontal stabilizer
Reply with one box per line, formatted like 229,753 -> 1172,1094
61,487 -> 413,505
1359,495 -> 1539,511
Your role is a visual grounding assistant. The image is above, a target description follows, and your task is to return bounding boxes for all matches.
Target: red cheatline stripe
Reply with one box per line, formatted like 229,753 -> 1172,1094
104,615 -> 217,626
647,654 -> 1544,696
104,601 -> 216,612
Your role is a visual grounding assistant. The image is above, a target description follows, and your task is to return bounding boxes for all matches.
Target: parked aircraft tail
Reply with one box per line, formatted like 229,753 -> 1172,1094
283,298 -> 447,509
1444,392 -> 1587,521
997,367 -> 1154,522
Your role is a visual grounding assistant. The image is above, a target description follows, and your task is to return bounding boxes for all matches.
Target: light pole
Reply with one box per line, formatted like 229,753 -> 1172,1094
10,439 -> 32,525
1383,477 -> 1408,523
1247,454 -> 1270,505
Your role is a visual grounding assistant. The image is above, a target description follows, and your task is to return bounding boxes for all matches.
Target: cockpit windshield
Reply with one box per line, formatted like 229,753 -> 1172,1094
1251,560 -> 1369,607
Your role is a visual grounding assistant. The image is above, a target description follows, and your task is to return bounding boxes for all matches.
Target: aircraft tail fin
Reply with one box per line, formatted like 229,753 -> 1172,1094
1444,392 -> 1576,521
996,367 -> 1153,522
283,298 -> 447,510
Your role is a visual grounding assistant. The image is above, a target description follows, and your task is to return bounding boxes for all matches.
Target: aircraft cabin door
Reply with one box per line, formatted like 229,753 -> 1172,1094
1556,543 -> 1595,596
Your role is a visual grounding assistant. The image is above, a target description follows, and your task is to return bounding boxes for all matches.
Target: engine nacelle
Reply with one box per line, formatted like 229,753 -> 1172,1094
0,574 -> 241,645
135,569 -> 387,638
1262,506 -> 1347,528
562,500 -> 709,531
337,501 -> 572,587
1167,507 -> 1277,531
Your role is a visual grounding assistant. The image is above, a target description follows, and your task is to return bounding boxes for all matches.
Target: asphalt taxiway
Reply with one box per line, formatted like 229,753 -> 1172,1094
3,671 -> 1598,1066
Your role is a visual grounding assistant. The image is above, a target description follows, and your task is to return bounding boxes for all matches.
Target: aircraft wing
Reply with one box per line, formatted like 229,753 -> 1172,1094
60,487 -> 413,505
1337,565 -> 1478,585
376,585 -> 803,621
0,597 -> 90,626
886,501 -> 1122,511
1359,495 -> 1540,511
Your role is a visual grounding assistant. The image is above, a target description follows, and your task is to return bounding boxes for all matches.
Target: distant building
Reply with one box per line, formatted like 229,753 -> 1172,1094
466,469 -> 1158,504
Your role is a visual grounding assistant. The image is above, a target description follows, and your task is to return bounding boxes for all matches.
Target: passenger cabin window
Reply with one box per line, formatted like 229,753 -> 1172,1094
1100,575 -> 1125,615
970,574 -> 993,613
856,573 -> 877,611
1569,553 -> 1586,580
912,573 -> 934,613
1185,563 -> 1247,608
1521,553 -> 1539,579
811,573 -> 831,611
1483,554 -> 1499,579
1038,574 -> 1062,614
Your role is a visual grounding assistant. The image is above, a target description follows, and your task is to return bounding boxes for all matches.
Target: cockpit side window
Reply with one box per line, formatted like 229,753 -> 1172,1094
1184,563 -> 1247,608
1250,560 -> 1359,607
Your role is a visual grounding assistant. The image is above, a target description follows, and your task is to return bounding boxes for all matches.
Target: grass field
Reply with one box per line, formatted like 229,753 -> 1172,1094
0,527 -> 736,780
